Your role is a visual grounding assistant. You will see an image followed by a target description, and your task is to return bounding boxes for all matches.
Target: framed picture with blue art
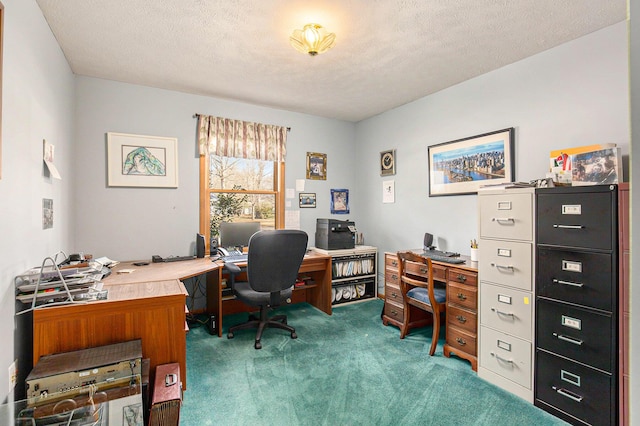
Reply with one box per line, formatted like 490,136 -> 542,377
106,132 -> 178,188
330,189 -> 349,214
428,127 -> 515,196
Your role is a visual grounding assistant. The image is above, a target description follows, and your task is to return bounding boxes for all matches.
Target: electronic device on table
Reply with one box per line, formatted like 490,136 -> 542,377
152,255 -> 196,263
422,232 -> 463,263
215,221 -> 260,263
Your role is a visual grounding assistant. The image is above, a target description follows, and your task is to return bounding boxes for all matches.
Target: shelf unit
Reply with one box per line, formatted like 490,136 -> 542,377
312,246 -> 378,306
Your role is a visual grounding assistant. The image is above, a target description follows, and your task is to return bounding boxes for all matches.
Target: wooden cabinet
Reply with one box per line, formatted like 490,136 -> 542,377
443,266 -> 478,371
478,187 -> 535,402
534,185 -> 619,425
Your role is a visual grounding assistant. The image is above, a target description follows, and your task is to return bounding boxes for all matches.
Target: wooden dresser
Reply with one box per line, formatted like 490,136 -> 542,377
383,251 -> 478,370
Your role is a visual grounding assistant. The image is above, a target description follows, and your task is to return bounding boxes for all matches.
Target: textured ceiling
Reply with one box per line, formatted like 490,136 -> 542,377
36,0 -> 627,122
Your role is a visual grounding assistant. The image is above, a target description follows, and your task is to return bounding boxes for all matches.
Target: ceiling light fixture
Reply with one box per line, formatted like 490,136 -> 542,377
289,23 -> 336,56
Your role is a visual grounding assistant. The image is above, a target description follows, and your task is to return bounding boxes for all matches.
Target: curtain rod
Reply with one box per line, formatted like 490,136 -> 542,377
193,113 -> 290,131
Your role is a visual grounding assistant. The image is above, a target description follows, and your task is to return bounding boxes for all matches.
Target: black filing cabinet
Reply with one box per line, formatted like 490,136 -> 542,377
534,185 -> 618,426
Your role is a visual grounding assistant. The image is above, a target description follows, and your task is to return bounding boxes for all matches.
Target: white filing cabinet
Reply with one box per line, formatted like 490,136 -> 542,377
477,187 -> 535,402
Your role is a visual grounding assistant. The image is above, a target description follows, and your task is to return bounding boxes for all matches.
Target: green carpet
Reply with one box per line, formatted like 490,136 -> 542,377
182,299 -> 567,425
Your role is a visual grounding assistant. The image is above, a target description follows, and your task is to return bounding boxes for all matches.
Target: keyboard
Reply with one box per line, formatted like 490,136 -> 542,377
422,253 -> 465,264
222,253 -> 248,263
423,249 -> 460,257
152,255 -> 196,263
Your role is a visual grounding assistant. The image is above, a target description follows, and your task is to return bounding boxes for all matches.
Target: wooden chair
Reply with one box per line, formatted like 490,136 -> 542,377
397,251 -> 447,355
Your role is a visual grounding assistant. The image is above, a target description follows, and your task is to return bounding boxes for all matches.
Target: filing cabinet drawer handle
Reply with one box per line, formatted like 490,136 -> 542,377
492,217 -> 514,223
455,315 -> 467,323
456,293 -> 467,301
491,307 -> 514,317
456,274 -> 466,282
554,333 -> 583,346
553,387 -> 584,403
455,337 -> 467,346
490,262 -> 514,271
552,279 -> 584,288
391,274 -> 398,280
553,224 -> 585,230
490,352 -> 513,364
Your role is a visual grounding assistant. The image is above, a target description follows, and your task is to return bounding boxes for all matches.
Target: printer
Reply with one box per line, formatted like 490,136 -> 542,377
315,219 -> 356,250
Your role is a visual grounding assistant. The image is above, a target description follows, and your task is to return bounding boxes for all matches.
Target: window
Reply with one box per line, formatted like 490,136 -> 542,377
199,154 -> 285,252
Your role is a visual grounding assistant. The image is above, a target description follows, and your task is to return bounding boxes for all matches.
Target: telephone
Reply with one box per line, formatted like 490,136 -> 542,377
217,247 -> 242,257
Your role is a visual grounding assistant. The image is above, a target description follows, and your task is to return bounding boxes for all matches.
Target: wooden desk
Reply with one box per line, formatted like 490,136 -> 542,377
382,250 -> 479,370
31,258 -> 219,391
207,251 -> 333,337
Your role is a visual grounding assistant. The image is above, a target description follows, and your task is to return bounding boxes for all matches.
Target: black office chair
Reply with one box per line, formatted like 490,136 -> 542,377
226,229 -> 308,349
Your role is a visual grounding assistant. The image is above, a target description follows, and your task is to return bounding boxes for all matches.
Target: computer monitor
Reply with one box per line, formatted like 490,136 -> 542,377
218,221 -> 261,249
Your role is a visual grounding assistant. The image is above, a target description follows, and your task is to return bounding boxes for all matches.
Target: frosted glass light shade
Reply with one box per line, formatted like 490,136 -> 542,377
290,23 -> 336,56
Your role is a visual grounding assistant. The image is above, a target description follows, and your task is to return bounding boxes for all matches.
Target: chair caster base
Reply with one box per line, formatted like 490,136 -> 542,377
227,332 -> 234,339
291,332 -> 297,339
255,341 -> 262,349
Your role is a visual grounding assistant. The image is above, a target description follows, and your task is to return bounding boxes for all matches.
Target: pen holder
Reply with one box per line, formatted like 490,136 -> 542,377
470,248 -> 478,262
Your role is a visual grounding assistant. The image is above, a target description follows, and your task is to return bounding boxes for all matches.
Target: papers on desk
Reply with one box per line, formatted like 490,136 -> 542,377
92,256 -> 120,268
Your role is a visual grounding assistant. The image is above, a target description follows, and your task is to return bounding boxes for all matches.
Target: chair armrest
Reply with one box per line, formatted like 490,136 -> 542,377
223,262 -> 242,275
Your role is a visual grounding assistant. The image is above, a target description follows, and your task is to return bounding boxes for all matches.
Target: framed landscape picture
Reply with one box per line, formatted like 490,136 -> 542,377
428,127 -> 514,196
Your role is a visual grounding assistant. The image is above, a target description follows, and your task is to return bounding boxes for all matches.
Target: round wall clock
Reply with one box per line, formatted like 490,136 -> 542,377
380,149 -> 396,176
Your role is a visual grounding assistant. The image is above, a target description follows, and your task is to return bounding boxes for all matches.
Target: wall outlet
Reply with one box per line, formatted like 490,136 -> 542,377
8,359 -> 17,390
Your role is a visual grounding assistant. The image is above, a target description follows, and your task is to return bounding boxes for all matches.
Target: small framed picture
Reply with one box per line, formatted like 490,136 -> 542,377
380,149 -> 396,176
299,192 -> 316,208
330,189 -> 349,214
306,152 -> 327,180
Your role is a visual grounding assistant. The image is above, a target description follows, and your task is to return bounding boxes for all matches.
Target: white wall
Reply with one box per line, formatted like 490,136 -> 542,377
0,0 -> 75,402
73,77 -> 357,261
354,22 -> 629,261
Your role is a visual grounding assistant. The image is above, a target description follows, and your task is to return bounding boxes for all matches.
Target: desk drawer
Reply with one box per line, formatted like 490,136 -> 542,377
448,268 -> 477,287
385,253 -> 399,269
480,192 -> 533,241
480,326 -> 532,389
448,305 -> 476,333
536,350 -> 613,426
447,281 -> 477,311
385,268 -> 399,287
384,300 -> 404,323
537,247 -> 614,311
447,326 -> 477,356
480,282 -> 532,340
405,260 -> 446,282
479,239 -> 532,291
537,299 -> 613,372
385,282 -> 402,305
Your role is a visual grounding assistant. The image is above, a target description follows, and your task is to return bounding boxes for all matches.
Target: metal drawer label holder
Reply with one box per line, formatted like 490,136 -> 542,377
561,260 -> 582,273
561,315 -> 582,330
497,201 -> 512,210
497,294 -> 512,304
561,205 -> 582,215
497,339 -> 511,351
497,248 -> 511,257
560,370 -> 581,387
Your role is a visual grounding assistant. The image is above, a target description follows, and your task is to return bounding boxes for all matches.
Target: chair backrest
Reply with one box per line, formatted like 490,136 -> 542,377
246,230 -> 308,293
397,251 -> 437,307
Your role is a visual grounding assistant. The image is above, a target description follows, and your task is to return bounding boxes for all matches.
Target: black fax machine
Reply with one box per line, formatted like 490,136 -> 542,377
315,219 -> 356,250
